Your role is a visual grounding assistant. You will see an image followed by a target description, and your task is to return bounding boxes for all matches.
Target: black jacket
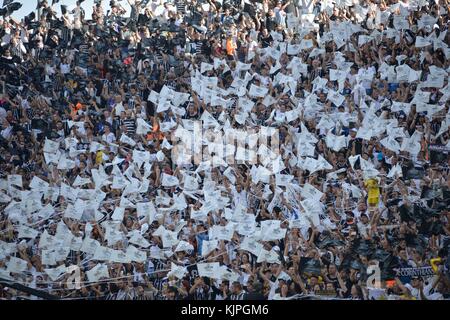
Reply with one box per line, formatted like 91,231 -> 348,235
244,292 -> 266,300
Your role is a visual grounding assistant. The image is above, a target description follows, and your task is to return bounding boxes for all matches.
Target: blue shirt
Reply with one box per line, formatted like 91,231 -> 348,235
196,232 -> 209,256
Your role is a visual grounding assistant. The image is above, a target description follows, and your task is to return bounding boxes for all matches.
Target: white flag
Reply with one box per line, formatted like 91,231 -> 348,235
197,262 -> 220,279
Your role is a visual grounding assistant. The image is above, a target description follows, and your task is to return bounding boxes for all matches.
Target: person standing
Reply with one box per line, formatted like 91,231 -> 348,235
229,281 -> 247,300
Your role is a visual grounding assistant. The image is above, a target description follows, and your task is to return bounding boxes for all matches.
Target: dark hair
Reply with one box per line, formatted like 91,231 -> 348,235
168,286 -> 178,294
352,284 -> 364,300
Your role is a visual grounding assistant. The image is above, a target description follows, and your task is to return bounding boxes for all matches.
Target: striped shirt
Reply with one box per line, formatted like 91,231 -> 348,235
133,293 -> 150,300
11,107 -> 21,121
230,291 -> 246,300
152,277 -> 168,300
195,41 -> 203,55
122,118 -> 136,135
10,42 -> 26,61
161,61 -> 171,73
103,79 -> 112,91
61,26 -> 72,43
21,122 -> 32,133
191,287 -> 209,300
175,0 -> 186,14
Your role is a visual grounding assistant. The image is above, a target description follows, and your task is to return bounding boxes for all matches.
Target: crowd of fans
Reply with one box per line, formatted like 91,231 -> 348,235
0,0 -> 450,300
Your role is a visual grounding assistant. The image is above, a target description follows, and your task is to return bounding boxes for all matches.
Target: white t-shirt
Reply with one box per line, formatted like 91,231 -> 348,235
248,40 -> 258,53
61,63 -> 71,74
1,125 -> 12,140
102,132 -> 116,144
404,279 -> 440,300
0,107 -> 7,121
114,102 -> 125,116
299,0 -> 316,14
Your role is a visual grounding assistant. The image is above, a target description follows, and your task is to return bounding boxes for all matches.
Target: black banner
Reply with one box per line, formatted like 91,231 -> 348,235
0,299 -> 447,319
0,277 -> 60,300
394,267 -> 436,278
429,144 -> 450,152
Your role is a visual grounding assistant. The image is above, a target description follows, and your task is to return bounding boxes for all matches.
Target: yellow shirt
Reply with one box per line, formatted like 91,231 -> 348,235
365,178 -> 380,203
96,151 -> 104,164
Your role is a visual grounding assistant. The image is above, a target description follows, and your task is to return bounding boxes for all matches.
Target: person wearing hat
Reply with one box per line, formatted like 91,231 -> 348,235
305,274 -> 323,295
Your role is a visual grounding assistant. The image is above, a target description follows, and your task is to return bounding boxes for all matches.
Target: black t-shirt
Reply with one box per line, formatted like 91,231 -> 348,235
326,274 -> 339,289
210,285 -> 230,300
266,16 -> 277,31
94,79 -> 104,97
259,34 -> 273,48
243,2 -> 256,16
342,279 -> 353,298
10,144 -> 29,166
31,118 -> 49,131
187,265 -> 199,283
285,2 -> 296,14
348,138 -> 363,155
202,39 -> 212,56
155,35 -> 168,53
